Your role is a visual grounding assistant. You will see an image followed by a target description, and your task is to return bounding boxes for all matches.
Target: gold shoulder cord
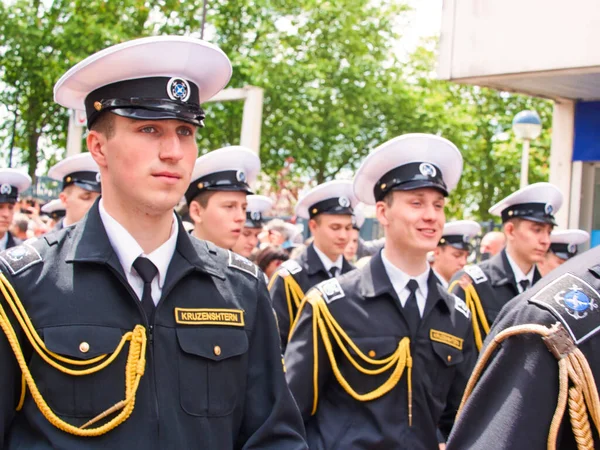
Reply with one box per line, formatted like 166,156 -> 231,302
303,290 -> 414,425
268,273 -> 305,342
448,280 -> 490,351
0,272 -> 147,437
457,323 -> 600,450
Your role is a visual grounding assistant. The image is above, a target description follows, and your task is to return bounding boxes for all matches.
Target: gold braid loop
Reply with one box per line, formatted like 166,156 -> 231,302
268,272 -> 305,343
448,280 -> 489,351
306,291 -> 414,425
0,272 -> 147,437
456,322 -> 600,450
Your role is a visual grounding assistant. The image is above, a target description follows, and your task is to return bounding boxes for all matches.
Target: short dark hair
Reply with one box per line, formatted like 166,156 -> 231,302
381,191 -> 394,207
90,112 -> 115,139
192,190 -> 217,208
255,245 -> 289,273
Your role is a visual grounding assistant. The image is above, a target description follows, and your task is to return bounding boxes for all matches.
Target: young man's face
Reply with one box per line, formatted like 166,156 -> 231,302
232,226 -> 262,258
59,185 -> 100,225
309,214 -> 353,261
0,203 -> 15,236
506,219 -> 552,265
344,228 -> 360,261
377,189 -> 445,255
88,115 -> 198,215
433,245 -> 469,282
191,191 -> 247,249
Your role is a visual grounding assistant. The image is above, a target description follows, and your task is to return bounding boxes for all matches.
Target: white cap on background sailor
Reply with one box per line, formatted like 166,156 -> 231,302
352,203 -> 366,230
439,220 -> 481,251
41,199 -> 67,221
48,153 -> 101,193
54,35 -> 232,129
0,169 -> 32,204
185,146 -> 261,205
353,133 -> 463,204
488,182 -> 563,226
245,195 -> 273,229
295,180 -> 358,220
549,229 -> 590,261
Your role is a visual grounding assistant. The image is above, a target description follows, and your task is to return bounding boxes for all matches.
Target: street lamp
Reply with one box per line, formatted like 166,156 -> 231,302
512,110 -> 542,189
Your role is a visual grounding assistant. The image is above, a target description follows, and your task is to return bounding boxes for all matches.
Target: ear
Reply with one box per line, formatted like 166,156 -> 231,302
58,191 -> 68,206
87,130 -> 109,170
188,200 -> 203,225
375,201 -> 389,227
503,222 -> 515,240
308,218 -> 318,234
434,246 -> 442,257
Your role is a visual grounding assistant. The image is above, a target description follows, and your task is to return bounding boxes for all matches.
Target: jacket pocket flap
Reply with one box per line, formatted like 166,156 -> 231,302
43,325 -> 123,360
176,327 -> 249,361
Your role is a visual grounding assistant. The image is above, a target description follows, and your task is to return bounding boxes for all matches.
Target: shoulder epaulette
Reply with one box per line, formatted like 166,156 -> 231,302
228,251 -> 258,279
315,278 -> 345,304
530,272 -> 600,344
0,244 -> 43,276
453,295 -> 471,319
279,259 -> 302,276
464,265 -> 488,284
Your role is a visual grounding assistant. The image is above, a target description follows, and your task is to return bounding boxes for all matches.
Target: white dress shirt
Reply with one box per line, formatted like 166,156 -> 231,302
99,200 -> 178,305
313,244 -> 343,276
505,251 -> 535,294
0,232 -> 8,251
381,251 -> 429,317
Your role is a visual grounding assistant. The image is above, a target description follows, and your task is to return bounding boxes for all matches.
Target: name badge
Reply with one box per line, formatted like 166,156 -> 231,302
175,308 -> 245,327
430,329 -> 463,350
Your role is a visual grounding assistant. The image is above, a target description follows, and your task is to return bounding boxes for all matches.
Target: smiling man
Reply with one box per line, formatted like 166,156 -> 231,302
284,134 -> 476,449
232,194 -> 273,259
0,36 -> 306,449
0,169 -> 31,250
269,180 -> 357,352
186,146 -> 260,251
450,183 -> 562,341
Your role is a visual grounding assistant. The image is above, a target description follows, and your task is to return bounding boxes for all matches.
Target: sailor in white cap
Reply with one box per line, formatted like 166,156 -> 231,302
0,36 -> 306,449
0,168 -> 32,250
343,202 -> 365,263
450,182 -> 562,346
432,220 -> 481,288
231,194 -> 273,259
48,152 -> 101,229
40,198 -> 67,228
284,134 -> 476,449
537,228 -> 590,276
185,146 -> 260,250
269,180 -> 357,352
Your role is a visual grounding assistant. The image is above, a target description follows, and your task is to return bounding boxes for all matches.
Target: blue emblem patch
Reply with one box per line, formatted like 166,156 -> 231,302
419,163 -> 437,178
167,77 -> 191,102
558,286 -> 596,319
0,184 -> 12,195
545,203 -> 554,215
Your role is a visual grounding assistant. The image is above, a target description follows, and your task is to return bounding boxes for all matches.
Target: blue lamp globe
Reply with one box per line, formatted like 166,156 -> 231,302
512,110 -> 542,140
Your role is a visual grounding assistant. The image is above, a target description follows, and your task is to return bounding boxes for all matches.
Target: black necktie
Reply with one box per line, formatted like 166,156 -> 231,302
519,279 -> 530,293
133,257 -> 158,321
404,279 -> 421,335
329,267 -> 338,278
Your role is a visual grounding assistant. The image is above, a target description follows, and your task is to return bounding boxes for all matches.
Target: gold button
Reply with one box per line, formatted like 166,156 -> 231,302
447,355 -> 452,362
368,350 -> 376,358
94,101 -> 102,111
214,345 -> 221,356
312,208 -> 318,214
381,183 -> 387,190
79,342 -> 90,353
197,182 -> 204,189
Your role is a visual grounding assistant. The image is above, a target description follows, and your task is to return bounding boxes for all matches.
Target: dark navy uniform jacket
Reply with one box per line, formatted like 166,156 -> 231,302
269,243 -> 353,352
447,245 -> 600,450
285,251 -> 476,449
0,203 -> 307,449
5,232 -> 20,250
450,249 -> 542,326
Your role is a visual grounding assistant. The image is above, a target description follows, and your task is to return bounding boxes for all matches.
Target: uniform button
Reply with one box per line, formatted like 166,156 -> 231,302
447,355 -> 452,363
79,342 -> 90,353
368,350 -> 376,358
214,345 -> 221,356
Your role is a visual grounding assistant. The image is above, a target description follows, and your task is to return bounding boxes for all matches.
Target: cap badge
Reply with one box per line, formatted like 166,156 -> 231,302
0,184 -> 12,195
568,243 -> 577,254
95,172 -> 101,183
167,77 -> 191,102
236,170 -> 247,183
94,101 -> 103,111
545,203 -> 554,215
251,211 -> 261,221
338,196 -> 350,208
463,235 -> 470,243
419,163 -> 437,178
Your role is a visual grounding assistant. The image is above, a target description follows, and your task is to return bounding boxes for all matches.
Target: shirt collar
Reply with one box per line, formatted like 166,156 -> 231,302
98,199 -> 178,288
432,268 -> 448,289
505,251 -> 535,284
313,243 -> 343,272
380,250 -> 430,297
0,232 -> 8,251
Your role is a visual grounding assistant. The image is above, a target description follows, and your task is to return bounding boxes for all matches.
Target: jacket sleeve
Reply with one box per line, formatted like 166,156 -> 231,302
269,273 -> 292,353
237,276 -> 308,450
284,296 -> 332,422
446,303 -> 567,450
